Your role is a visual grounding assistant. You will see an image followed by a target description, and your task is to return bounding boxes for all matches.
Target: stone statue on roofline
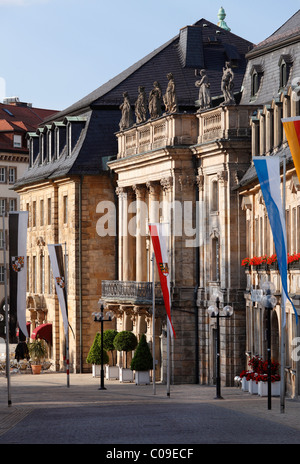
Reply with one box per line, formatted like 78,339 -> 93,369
221,61 -> 236,106
149,81 -> 162,119
163,72 -> 178,114
135,86 -> 148,124
195,69 -> 211,111
119,91 -> 134,130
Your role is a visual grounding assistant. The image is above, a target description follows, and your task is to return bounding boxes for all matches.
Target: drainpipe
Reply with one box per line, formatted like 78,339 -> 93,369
193,156 -> 200,384
79,175 -> 83,372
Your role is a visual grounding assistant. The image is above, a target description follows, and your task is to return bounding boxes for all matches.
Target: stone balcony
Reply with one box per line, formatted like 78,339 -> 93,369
101,280 -> 163,305
116,113 -> 198,158
116,106 -> 255,159
196,105 -> 255,144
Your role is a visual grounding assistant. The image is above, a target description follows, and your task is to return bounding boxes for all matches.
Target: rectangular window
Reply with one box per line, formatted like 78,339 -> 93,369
13,135 -> 22,148
9,199 -> 16,212
0,230 -> 4,249
47,198 -> 51,225
0,199 -> 6,215
48,256 -> 52,294
0,168 -> 6,183
8,168 -> 16,184
63,196 -> 68,224
32,201 -> 36,227
33,256 -> 36,293
40,199 -> 44,226
40,254 -> 45,293
0,266 -> 4,283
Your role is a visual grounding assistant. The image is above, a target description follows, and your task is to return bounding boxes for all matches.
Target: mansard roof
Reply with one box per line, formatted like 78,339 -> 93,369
44,17 -> 253,122
15,17 -> 253,189
240,9 -> 300,106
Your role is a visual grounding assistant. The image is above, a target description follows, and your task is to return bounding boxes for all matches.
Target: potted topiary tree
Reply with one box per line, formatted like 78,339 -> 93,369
103,329 -> 119,380
28,339 -> 47,375
86,333 -> 109,377
130,334 -> 153,385
113,330 -> 137,382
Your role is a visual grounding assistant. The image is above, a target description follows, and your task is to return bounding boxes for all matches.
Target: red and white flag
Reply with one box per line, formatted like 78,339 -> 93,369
149,223 -> 176,338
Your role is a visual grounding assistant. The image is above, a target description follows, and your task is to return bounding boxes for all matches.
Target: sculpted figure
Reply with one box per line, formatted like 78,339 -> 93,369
195,69 -> 211,111
221,62 -> 236,106
135,86 -> 148,124
163,72 -> 178,114
149,81 -> 162,119
119,92 -> 134,130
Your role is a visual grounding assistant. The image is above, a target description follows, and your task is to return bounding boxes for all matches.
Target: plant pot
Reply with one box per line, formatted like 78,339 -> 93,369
119,367 -> 134,383
135,370 -> 150,385
92,364 -> 101,377
106,365 -> 119,380
249,379 -> 258,395
31,364 -> 42,375
258,381 -> 280,397
241,377 -> 249,391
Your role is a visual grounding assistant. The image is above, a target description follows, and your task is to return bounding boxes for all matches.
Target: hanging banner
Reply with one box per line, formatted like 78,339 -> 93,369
253,156 -> 298,324
48,244 -> 69,336
282,116 -> 300,182
9,211 -> 28,341
149,223 -> 176,337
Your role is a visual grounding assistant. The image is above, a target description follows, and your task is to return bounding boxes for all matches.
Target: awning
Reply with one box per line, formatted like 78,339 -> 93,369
31,323 -> 52,344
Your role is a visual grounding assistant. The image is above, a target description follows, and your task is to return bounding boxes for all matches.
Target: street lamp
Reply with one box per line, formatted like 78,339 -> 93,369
92,299 -> 114,390
207,297 -> 233,399
261,281 -> 277,410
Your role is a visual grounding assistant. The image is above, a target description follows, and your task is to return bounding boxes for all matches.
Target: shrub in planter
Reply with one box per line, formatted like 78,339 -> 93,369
130,334 -> 153,371
86,333 -> 109,366
113,331 -> 137,368
103,329 -> 118,366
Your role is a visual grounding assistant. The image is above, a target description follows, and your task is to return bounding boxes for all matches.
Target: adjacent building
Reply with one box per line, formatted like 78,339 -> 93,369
0,98 -> 57,342
238,9 -> 300,397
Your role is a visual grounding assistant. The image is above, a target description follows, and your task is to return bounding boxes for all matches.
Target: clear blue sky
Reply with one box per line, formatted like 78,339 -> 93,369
0,0 -> 298,111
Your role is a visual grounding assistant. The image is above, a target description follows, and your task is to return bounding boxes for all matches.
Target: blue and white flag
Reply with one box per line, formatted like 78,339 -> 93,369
253,156 -> 298,325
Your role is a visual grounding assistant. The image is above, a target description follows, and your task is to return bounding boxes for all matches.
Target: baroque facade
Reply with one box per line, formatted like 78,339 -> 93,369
14,9 -> 255,381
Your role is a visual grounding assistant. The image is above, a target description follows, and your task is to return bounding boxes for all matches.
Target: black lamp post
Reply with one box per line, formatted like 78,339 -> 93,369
92,299 -> 114,390
261,281 -> 277,410
208,297 -> 233,399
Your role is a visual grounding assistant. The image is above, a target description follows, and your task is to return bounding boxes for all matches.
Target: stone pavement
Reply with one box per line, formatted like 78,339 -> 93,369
1,371 -> 300,444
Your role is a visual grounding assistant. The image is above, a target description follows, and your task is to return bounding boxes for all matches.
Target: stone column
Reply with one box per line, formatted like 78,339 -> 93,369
133,185 -> 147,282
116,187 -> 125,281
122,188 -> 136,281
146,181 -> 160,282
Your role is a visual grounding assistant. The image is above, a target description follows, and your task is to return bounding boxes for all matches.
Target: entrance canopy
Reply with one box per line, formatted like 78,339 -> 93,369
31,323 -> 52,344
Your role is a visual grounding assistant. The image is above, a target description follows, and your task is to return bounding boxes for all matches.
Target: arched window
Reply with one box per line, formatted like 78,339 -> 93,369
279,54 -> 293,89
251,64 -> 263,99
211,233 -> 220,282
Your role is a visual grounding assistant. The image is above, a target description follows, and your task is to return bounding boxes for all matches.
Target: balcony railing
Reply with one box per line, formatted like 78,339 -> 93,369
101,280 -> 163,305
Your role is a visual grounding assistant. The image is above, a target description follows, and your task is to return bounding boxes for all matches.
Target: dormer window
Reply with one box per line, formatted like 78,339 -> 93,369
251,64 -> 263,99
279,54 -> 293,89
13,134 -> 22,148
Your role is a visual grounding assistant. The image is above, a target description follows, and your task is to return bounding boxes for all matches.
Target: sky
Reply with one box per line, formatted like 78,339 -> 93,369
0,0 -> 299,111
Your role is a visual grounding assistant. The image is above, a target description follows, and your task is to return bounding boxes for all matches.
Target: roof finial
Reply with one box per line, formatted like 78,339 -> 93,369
217,6 -> 231,31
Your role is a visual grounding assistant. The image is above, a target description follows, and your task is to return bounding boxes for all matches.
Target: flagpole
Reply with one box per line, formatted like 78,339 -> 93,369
3,212 -> 11,406
64,242 -> 70,388
280,155 -> 286,413
152,252 -> 156,395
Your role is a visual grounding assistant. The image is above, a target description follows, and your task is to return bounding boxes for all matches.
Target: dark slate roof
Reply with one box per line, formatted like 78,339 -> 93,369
44,18 -> 253,122
240,9 -> 300,106
16,18 -> 253,188
248,9 -> 300,56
